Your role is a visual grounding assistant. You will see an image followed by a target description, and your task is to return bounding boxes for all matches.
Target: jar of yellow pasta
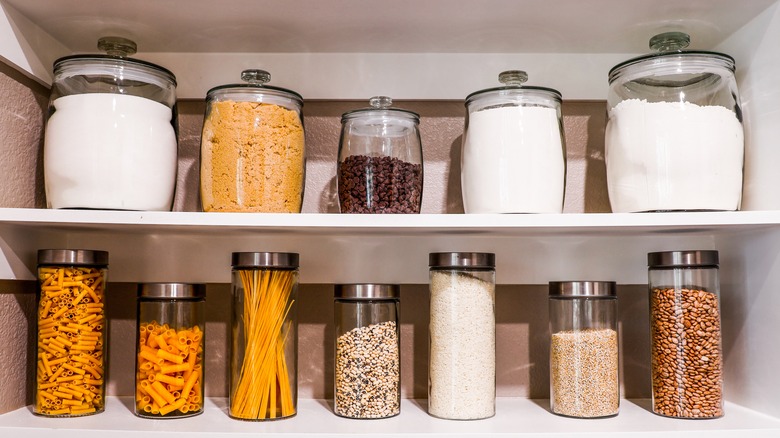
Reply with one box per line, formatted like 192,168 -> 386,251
135,283 -> 206,418
35,249 -> 109,417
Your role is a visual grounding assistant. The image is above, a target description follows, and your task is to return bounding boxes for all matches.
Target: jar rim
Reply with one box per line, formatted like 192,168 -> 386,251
38,249 -> 109,266
648,250 -> 719,268
465,85 -> 562,105
206,83 -> 303,103
54,54 -> 177,87
138,283 -> 206,299
231,252 -> 299,269
548,281 -> 616,298
429,252 -> 495,269
341,107 -> 420,123
334,283 -> 400,300
608,51 -> 735,84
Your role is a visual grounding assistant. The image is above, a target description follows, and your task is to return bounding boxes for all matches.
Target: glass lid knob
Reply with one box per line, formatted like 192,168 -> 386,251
499,70 -> 528,86
649,32 -> 690,53
369,96 -> 393,109
241,69 -> 271,85
97,36 -> 138,57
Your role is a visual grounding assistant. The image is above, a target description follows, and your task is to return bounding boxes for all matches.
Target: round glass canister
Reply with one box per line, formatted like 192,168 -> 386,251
648,250 -> 723,419
34,249 -> 109,417
135,283 -> 206,418
200,69 -> 305,213
333,284 -> 401,419
44,36 -> 178,211
230,252 -> 299,420
337,96 -> 423,214
428,252 -> 496,420
462,70 -> 566,214
548,281 -> 619,418
606,32 -> 744,213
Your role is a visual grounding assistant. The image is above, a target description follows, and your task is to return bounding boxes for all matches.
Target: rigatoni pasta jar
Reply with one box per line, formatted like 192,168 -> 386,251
35,249 -> 109,417
135,283 -> 206,418
230,252 -> 299,420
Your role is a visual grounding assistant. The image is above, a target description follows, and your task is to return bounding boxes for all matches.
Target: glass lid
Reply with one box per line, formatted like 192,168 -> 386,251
465,70 -> 562,104
206,69 -> 303,104
341,96 -> 419,122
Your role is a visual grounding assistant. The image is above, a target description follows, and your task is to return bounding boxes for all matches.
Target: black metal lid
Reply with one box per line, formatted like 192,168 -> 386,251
38,249 -> 109,266
648,250 -> 719,268
549,281 -> 616,298
231,252 -> 299,269
334,284 -> 400,300
429,252 -> 495,269
138,283 -> 206,299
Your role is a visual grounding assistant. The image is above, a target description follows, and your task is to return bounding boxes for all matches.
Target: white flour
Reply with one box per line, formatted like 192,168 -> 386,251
44,93 -> 177,210
605,99 -> 744,212
461,105 -> 565,213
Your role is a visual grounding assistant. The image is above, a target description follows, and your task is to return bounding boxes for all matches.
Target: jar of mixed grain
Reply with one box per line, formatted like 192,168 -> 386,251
135,283 -> 205,418
648,250 -> 723,419
201,70 -> 305,212
334,284 -> 400,419
428,252 -> 495,420
230,252 -> 299,420
34,249 -> 109,417
548,281 -> 619,418
337,96 -> 423,214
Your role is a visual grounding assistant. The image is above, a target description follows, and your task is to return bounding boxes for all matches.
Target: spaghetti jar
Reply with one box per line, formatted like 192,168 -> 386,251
135,283 -> 206,418
648,250 -> 723,419
334,284 -> 401,419
230,252 -> 299,420
34,249 -> 109,417
200,69 -> 305,212
428,252 -> 496,420
548,281 -> 619,418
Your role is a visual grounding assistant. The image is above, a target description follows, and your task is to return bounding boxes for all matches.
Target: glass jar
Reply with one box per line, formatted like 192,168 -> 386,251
548,281 -> 619,418
606,32 -> 744,213
333,284 -> 401,419
201,69 -> 305,213
337,96 -> 423,214
44,36 -> 178,211
428,252 -> 496,420
34,249 -> 109,417
135,283 -> 206,418
230,252 -> 299,420
648,250 -> 723,419
462,70 -> 565,214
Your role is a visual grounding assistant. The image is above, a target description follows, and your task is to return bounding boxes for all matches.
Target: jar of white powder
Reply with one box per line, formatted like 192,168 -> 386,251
44,37 -> 178,210
461,71 -> 566,213
548,281 -> 619,418
606,32 -> 744,212
428,252 -> 495,420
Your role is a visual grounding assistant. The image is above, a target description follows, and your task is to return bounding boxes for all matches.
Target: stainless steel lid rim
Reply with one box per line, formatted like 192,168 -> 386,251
334,283 -> 401,300
138,282 -> 206,299
647,250 -> 719,268
231,252 -> 300,269
37,249 -> 109,266
429,252 -> 496,269
548,280 -> 617,297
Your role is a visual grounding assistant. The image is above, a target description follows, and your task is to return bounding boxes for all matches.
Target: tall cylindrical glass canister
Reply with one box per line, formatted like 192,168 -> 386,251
334,284 -> 401,419
648,250 -> 723,419
428,252 -> 496,420
548,281 -> 619,418
230,252 -> 299,420
200,69 -> 305,213
462,70 -> 566,214
135,283 -> 206,418
35,249 -> 109,417
606,32 -> 744,212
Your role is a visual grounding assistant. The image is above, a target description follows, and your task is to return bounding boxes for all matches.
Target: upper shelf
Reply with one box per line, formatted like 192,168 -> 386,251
1,208 -> 778,284
0,0 -> 776,99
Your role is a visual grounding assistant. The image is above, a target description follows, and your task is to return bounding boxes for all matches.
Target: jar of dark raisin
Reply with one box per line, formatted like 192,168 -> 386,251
337,96 -> 423,214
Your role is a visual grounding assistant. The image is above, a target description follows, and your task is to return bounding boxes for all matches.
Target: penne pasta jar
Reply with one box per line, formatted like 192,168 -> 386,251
230,252 -> 299,420
135,283 -> 206,418
35,249 -> 109,417
334,284 -> 401,419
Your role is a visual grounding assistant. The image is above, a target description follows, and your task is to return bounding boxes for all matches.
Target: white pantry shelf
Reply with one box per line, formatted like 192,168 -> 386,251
1,397 -> 779,437
1,208 -> 779,284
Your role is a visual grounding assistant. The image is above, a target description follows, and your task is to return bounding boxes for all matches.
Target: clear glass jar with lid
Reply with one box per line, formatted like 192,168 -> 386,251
44,36 -> 178,211
338,96 -> 423,214
200,70 -> 305,213
606,32 -> 744,213
548,281 -> 619,418
333,284 -> 400,419
648,250 -> 723,419
462,70 -> 566,214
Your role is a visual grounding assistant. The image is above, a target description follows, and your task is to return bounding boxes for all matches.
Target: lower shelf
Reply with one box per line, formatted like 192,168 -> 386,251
1,397 -> 779,437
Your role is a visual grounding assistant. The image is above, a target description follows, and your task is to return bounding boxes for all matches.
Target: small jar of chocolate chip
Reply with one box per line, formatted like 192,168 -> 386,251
337,96 -> 423,214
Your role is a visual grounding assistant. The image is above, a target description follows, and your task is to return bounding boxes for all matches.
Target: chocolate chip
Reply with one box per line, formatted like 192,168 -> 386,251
338,155 -> 422,213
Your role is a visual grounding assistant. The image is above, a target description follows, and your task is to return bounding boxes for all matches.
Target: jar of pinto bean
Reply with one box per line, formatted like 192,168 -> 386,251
648,250 -> 723,419
337,96 -> 423,214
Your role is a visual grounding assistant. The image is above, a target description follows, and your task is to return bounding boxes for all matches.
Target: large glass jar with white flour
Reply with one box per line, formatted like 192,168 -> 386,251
462,70 -> 566,213
44,37 -> 178,211
606,32 -> 744,212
